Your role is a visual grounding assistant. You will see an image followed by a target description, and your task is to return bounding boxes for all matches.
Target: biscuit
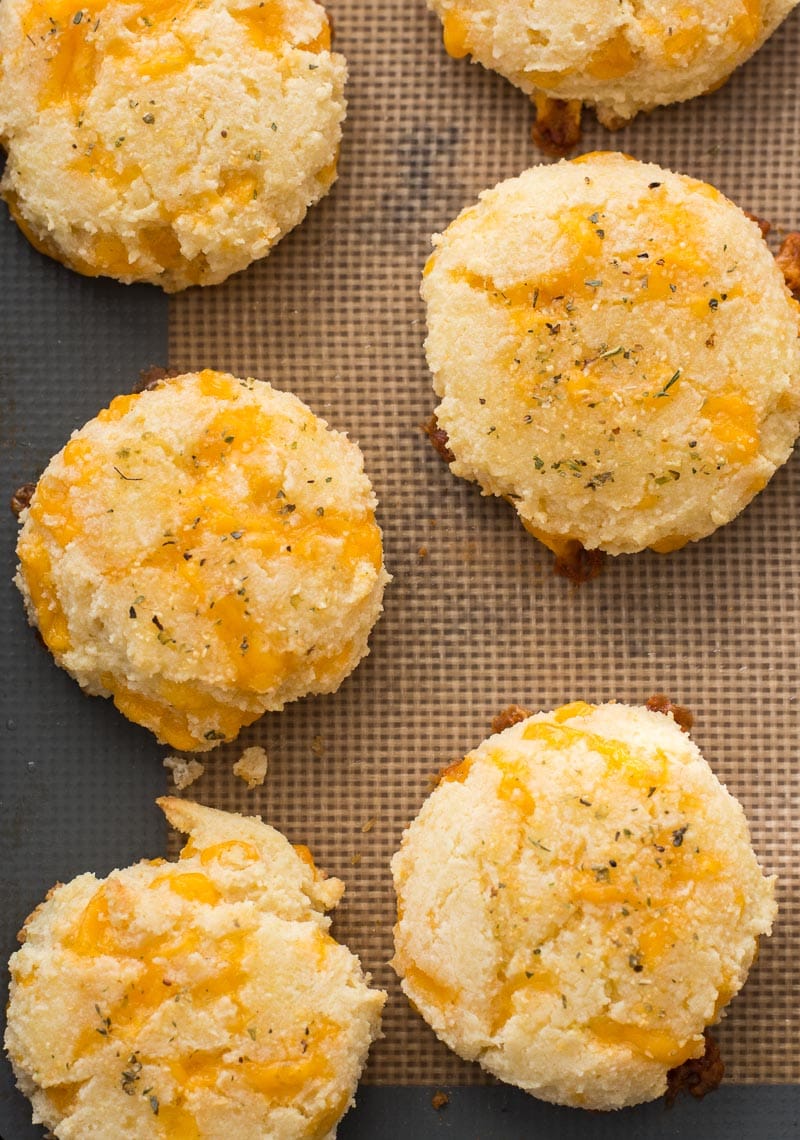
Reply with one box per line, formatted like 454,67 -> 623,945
5,797 -> 385,1139
428,0 -> 798,126
423,154 -> 800,558
15,370 -> 389,751
392,701 -> 776,1110
0,0 -> 346,290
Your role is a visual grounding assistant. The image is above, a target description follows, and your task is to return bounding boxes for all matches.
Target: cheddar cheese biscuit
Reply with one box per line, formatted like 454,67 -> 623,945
5,797 -> 386,1139
429,0 -> 798,127
392,701 -> 776,1110
0,0 -> 346,290
15,370 -> 389,751
423,154 -> 800,559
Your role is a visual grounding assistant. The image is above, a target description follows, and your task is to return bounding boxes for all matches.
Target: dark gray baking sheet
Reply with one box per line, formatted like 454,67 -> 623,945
336,1086 -> 800,1139
0,211 -> 168,1138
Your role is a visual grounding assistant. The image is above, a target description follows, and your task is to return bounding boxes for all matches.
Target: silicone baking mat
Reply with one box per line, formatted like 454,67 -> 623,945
2,0 -> 800,1136
171,0 -> 800,1088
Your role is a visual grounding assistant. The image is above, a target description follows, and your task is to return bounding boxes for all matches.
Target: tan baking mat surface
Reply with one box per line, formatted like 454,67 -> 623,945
169,2 -> 800,1085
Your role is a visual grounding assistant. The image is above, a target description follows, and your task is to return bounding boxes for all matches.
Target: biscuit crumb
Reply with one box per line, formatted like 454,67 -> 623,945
431,1090 -> 450,1110
418,545 -> 428,558
233,745 -> 269,789
163,756 -> 205,790
311,735 -> 324,757
351,853 -> 362,866
360,817 -> 376,834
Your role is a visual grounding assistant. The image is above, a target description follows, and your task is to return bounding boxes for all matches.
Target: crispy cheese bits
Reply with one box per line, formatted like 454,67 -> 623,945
15,371 -> 389,751
0,0 -> 346,289
423,154 -> 800,561
5,798 -> 386,1139
392,702 -> 776,1111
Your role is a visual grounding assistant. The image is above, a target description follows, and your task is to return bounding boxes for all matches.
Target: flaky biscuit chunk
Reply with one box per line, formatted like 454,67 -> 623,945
15,370 -> 389,751
429,0 -> 798,125
424,154 -> 800,558
5,798 -> 386,1140
0,0 -> 346,290
392,702 -> 776,1111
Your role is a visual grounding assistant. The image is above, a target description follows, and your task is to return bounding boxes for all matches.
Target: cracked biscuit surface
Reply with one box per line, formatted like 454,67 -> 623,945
392,702 -> 776,1110
423,153 -> 800,558
0,0 -> 346,290
15,370 -> 389,751
428,0 -> 798,125
5,798 -> 386,1139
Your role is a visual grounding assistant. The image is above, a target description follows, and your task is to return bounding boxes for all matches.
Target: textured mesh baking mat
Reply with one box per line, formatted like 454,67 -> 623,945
169,2 -> 800,1085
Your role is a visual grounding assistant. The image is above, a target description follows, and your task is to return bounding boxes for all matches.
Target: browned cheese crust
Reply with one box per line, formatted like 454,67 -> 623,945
531,95 -> 583,157
665,1030 -> 725,1105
